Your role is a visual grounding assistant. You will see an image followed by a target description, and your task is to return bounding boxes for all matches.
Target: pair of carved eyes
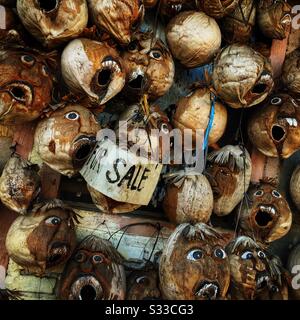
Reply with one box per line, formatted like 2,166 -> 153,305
74,252 -> 104,264
271,96 -> 299,107
187,248 -> 227,261
241,250 -> 266,260
20,55 -> 49,77
127,42 -> 163,60
254,190 -> 281,198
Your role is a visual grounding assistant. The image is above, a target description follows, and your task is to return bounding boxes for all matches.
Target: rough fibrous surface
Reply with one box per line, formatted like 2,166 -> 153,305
282,49 -> 300,95
197,0 -> 239,19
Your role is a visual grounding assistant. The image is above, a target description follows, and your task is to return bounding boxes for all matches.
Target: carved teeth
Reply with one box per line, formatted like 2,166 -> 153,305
101,60 -> 121,73
171,4 -> 182,11
257,275 -> 269,286
285,117 -> 297,127
259,205 -> 276,215
195,283 -> 218,300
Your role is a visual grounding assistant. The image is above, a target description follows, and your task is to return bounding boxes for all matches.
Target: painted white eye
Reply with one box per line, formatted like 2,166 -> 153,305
21,55 -> 35,66
214,248 -> 227,259
272,190 -> 281,198
161,123 -> 169,133
187,249 -> 203,261
271,97 -> 282,105
136,276 -> 149,284
241,251 -> 253,260
149,50 -> 162,60
45,216 -> 61,226
257,251 -> 266,259
92,255 -> 103,264
42,65 -> 50,77
65,112 -> 80,120
254,190 -> 264,196
75,251 -> 86,263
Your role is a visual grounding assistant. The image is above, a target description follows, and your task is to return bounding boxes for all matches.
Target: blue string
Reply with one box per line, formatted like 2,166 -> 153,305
202,93 -> 216,151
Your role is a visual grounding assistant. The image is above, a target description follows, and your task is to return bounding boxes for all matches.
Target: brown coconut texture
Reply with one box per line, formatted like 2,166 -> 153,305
220,0 -> 256,43
162,175 -> 213,224
0,125 -> 13,173
290,165 -> 300,210
282,49 -> 300,95
287,244 -> 300,300
248,94 -> 300,159
0,154 -> 40,214
87,184 -> 141,214
16,0 -> 88,48
166,11 -> 221,68
212,44 -> 274,109
257,0 -> 292,40
173,87 -> 227,146
197,0 -> 239,19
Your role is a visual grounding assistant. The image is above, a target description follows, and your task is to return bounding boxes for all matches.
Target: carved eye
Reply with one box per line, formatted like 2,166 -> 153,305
254,190 -> 264,196
75,252 -> 86,263
161,123 -> 169,133
149,50 -> 162,60
128,40 -> 139,52
45,216 -> 61,226
214,248 -> 227,259
187,249 -> 203,261
65,112 -> 80,120
272,190 -> 281,198
271,97 -> 282,105
136,276 -> 149,284
92,255 -> 103,264
42,65 -> 50,77
21,55 -> 35,66
241,251 -> 253,260
257,251 -> 266,259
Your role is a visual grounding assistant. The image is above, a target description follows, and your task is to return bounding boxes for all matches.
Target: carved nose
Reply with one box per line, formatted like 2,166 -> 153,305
80,260 -> 93,273
254,257 -> 266,272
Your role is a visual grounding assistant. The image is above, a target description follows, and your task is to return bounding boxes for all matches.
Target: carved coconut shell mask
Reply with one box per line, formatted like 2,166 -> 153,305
159,223 -> 230,300
282,49 -> 300,95
126,269 -> 161,300
196,0 -> 239,19
248,94 -> 300,158
0,154 -> 40,214
290,165 -> 300,211
57,235 -> 126,300
61,38 -> 125,106
5,199 -> 77,275
257,0 -> 292,40
122,32 -> 175,101
16,0 -> 88,48
34,104 -> 100,177
212,44 -> 274,109
0,46 -> 54,125
206,145 -> 252,216
226,236 -> 287,300
88,0 -> 144,45
238,179 -> 292,244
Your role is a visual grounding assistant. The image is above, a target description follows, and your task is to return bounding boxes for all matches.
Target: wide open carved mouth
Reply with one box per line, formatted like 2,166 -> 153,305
37,0 -> 58,12
71,276 -> 103,300
4,81 -> 33,105
281,14 -> 292,27
254,205 -> 276,227
128,74 -> 144,90
194,280 -> 220,300
271,124 -> 286,142
47,242 -> 69,267
256,272 -> 270,290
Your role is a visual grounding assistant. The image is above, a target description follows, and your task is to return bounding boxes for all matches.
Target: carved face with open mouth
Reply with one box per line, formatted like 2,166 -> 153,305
57,235 -> 126,300
16,0 -> 88,48
88,0 -> 144,45
226,236 -> 287,300
34,104 -> 100,177
213,44 -> 274,109
257,0 -> 291,40
159,223 -> 230,300
239,179 -> 292,244
5,199 -> 78,275
122,32 -> 175,101
206,145 -> 252,216
197,0 -> 239,19
0,46 -> 54,125
126,269 -> 161,300
248,94 -> 300,158
61,38 -> 125,107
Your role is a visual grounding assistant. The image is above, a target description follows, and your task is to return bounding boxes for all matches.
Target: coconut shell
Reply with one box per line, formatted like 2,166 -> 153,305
166,11 -> 221,68
287,244 -> 300,300
173,87 -> 227,146
282,49 -> 300,95
163,174 -> 213,224
290,165 -> 300,210
197,0 -> 239,19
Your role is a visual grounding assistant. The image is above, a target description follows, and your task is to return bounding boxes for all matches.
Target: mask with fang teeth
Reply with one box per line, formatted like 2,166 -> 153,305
282,49 -> 300,95
5,199 -> 78,276
238,178 -> 292,244
226,236 -> 288,300
196,0 -> 239,19
206,145 -> 252,216
122,32 -> 175,101
16,0 -> 88,48
88,0 -> 144,45
57,235 -> 126,300
34,104 -> 100,177
159,223 -> 231,300
0,45 -> 54,125
248,93 -> 300,158
61,38 -> 126,107
257,0 -> 291,40
212,44 -> 274,109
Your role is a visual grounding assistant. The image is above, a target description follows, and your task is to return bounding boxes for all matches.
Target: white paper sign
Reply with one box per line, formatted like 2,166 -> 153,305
80,138 -> 163,206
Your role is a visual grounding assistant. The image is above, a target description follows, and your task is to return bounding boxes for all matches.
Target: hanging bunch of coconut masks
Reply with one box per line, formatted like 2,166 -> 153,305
5,199 -> 78,275
238,178 -> 292,244
226,236 -> 289,300
57,235 -> 126,300
248,94 -> 300,158
206,145 -> 252,217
